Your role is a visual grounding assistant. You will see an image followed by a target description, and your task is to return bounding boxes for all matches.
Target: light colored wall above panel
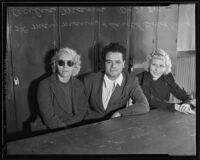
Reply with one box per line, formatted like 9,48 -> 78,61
177,4 -> 195,51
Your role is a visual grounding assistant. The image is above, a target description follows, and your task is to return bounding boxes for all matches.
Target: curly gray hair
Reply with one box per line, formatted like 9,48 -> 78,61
144,48 -> 172,75
51,47 -> 81,77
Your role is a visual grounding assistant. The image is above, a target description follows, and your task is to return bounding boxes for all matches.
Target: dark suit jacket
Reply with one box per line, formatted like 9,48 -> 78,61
83,71 -> 149,122
37,73 -> 89,129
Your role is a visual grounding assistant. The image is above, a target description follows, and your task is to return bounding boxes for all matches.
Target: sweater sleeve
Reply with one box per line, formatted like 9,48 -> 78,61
119,77 -> 150,116
148,93 -> 175,110
165,73 -> 193,104
37,80 -> 67,129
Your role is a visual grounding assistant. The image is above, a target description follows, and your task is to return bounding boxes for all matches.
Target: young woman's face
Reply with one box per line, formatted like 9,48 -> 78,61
105,52 -> 125,80
56,53 -> 74,78
150,58 -> 166,80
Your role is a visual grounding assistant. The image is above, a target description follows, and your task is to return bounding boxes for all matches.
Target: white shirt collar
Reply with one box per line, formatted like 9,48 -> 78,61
104,73 -> 123,87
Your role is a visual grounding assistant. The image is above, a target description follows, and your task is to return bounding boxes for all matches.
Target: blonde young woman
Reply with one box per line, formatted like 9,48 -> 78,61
37,47 -> 89,129
136,49 -> 195,114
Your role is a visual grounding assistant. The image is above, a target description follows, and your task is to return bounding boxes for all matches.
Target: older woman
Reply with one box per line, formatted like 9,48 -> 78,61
136,49 -> 195,114
37,47 -> 89,129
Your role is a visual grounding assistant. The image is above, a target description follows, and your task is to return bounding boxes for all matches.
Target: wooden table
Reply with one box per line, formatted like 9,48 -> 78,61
7,108 -> 196,155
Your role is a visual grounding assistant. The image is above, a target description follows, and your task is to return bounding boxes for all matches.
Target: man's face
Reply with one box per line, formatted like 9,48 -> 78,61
105,51 -> 125,80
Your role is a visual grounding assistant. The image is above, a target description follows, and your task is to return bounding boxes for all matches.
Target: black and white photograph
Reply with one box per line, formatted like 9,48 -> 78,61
2,0 -> 198,158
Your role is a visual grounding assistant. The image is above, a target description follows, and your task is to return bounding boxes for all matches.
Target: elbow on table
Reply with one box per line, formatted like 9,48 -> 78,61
131,102 -> 150,114
141,103 -> 150,113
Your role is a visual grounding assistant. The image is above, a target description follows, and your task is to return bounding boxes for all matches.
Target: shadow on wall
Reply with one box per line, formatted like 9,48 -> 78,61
20,48 -> 59,139
8,43 -> 104,141
7,41 -> 130,141
20,42 -> 106,138
77,41 -> 105,81
7,48 -> 59,142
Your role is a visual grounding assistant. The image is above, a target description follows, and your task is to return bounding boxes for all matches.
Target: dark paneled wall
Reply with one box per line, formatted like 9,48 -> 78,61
6,5 -> 186,135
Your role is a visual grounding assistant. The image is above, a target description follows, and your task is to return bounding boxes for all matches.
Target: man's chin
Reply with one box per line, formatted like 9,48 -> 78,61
107,74 -> 120,79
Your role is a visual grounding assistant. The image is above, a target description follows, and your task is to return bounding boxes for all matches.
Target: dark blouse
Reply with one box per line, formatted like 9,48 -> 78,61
137,71 -> 193,110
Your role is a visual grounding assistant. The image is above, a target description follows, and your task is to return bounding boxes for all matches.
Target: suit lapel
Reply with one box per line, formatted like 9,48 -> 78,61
106,72 -> 127,112
107,85 -> 122,107
95,72 -> 106,112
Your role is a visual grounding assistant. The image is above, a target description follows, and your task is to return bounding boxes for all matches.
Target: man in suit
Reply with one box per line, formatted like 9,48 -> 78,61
83,43 -> 149,123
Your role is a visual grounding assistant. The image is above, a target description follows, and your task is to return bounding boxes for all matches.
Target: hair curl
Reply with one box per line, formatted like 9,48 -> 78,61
51,47 -> 81,77
144,48 -> 172,75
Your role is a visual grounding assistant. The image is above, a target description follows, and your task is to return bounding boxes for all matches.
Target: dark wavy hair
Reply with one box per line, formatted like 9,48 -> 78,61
102,43 -> 126,61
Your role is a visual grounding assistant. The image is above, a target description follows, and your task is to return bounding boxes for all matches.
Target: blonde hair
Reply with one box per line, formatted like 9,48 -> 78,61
51,47 -> 81,76
144,48 -> 172,75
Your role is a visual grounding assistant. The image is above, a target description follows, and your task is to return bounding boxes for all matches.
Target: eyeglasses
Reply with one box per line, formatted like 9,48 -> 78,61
57,60 -> 74,67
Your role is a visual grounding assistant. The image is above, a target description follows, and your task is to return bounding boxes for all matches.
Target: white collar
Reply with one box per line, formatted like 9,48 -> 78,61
104,73 -> 123,87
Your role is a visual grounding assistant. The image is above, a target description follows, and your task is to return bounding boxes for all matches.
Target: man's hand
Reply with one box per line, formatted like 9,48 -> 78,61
111,112 -> 121,118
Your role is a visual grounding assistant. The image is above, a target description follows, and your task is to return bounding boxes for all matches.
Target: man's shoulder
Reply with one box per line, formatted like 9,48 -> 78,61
84,71 -> 104,81
124,71 -> 138,81
73,77 -> 85,87
136,71 -> 148,77
136,71 -> 150,81
124,71 -> 150,86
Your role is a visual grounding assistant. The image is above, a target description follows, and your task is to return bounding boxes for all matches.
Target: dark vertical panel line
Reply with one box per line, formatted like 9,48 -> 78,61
174,4 -> 180,76
57,7 -> 61,49
94,7 -> 101,71
7,8 -> 18,131
155,7 -> 159,50
153,6 -> 159,51
93,7 -> 99,72
177,4 -> 180,52
98,8 -> 102,71
130,7 -> 135,68
126,7 -> 132,72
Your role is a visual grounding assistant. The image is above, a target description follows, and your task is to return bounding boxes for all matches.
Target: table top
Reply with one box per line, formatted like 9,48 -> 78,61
7,108 -> 196,155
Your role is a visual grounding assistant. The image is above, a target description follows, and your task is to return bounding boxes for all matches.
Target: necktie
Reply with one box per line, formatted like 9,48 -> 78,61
112,82 -> 116,93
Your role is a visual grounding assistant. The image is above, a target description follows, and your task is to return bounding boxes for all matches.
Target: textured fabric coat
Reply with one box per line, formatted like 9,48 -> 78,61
37,73 -> 89,129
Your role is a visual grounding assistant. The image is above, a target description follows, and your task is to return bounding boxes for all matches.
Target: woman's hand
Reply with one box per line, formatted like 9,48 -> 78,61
175,103 -> 195,115
111,112 -> 121,118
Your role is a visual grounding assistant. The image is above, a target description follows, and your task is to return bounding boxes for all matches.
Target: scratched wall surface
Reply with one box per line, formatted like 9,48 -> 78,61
98,7 -> 130,70
6,5 -> 194,134
130,7 -> 156,66
7,7 -> 59,132
59,7 -> 97,74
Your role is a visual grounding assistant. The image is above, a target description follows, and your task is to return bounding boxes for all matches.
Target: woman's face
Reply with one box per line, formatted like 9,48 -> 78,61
56,53 -> 74,78
149,57 -> 166,80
